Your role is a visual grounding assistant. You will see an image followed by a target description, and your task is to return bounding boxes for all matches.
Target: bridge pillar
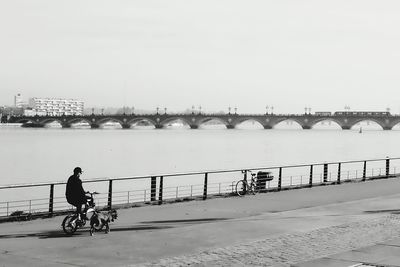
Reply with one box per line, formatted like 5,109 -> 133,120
122,124 -> 131,129
91,124 -> 100,129
302,125 -> 312,130
155,124 -> 164,129
341,126 -> 351,130
226,125 -> 235,129
190,125 -> 199,129
61,124 -> 71,128
263,125 -> 273,129
383,126 -> 392,130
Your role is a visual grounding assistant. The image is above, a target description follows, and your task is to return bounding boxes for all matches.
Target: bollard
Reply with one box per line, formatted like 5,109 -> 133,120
108,180 -> 113,210
150,176 -> 157,202
309,165 -> 313,187
203,173 -> 208,200
323,164 -> 328,183
278,168 -> 282,191
49,184 -> 54,217
363,161 -> 366,181
337,163 -> 341,184
158,176 -> 163,205
386,158 -> 390,177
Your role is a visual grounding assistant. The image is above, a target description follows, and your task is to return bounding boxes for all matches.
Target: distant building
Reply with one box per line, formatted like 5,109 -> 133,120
28,97 -> 84,116
14,93 -> 26,108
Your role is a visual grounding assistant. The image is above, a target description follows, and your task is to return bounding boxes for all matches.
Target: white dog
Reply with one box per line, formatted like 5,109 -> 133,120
89,209 -> 118,236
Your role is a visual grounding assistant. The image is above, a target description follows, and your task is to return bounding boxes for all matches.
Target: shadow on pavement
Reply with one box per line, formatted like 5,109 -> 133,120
0,225 -> 173,240
0,218 -> 229,240
141,218 -> 229,224
364,209 -> 400,214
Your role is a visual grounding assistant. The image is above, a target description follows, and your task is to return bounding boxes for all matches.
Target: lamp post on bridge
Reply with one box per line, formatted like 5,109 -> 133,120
164,107 -> 167,115
91,108 -> 94,115
199,106 -> 202,114
266,105 -> 269,115
228,106 -> 231,114
192,105 -> 195,115
271,106 -> 274,115
131,106 -> 135,115
234,107 -> 237,115
101,108 -> 104,115
156,107 -> 159,115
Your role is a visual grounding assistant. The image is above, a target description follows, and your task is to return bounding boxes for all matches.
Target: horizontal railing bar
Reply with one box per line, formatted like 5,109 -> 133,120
1,157 -> 399,190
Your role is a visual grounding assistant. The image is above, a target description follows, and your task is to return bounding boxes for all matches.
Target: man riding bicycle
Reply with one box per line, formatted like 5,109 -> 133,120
65,167 -> 90,221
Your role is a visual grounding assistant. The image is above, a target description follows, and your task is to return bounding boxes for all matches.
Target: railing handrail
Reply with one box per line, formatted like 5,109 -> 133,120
0,157 -> 397,190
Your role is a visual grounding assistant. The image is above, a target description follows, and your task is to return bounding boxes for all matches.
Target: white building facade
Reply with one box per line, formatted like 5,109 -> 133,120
28,98 -> 84,116
14,93 -> 26,108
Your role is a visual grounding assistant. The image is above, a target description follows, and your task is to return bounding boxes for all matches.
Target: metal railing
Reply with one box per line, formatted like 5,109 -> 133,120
0,157 -> 399,219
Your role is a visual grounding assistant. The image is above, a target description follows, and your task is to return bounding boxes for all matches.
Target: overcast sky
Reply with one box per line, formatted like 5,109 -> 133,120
1,0 -> 400,114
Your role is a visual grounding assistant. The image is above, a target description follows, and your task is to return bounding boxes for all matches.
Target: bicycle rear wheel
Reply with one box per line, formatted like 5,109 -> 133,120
235,180 -> 247,196
62,214 -> 78,235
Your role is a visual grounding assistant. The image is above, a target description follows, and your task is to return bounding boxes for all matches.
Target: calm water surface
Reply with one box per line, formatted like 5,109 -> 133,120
1,124 -> 399,186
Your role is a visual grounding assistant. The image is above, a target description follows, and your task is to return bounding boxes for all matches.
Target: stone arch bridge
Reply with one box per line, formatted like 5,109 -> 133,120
7,113 -> 400,130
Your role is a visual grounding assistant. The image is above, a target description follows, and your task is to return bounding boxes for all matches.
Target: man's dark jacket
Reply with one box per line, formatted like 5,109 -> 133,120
65,175 -> 86,206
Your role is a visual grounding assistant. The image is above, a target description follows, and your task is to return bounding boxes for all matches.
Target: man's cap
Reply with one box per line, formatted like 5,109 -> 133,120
73,167 -> 83,174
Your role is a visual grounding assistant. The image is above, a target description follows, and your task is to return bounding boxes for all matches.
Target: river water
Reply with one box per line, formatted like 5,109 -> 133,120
0,122 -> 399,205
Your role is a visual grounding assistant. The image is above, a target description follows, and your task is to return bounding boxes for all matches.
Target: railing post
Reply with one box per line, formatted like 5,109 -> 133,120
158,176 -> 163,205
108,180 -> 113,210
203,173 -> 208,200
244,170 -> 248,194
323,164 -> 328,183
386,158 -> 390,177
337,163 -> 341,184
151,176 -> 157,202
309,165 -> 313,187
49,184 -> 54,217
363,161 -> 367,181
278,167 -> 282,191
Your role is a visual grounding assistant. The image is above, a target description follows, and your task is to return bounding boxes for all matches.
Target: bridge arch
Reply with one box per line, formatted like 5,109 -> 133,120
350,119 -> 385,130
14,118 -> 35,124
160,117 -> 192,128
67,118 -> 92,128
309,118 -> 343,129
128,117 -> 158,128
273,118 -> 303,129
234,118 -> 264,129
96,118 -> 125,128
197,117 -> 229,128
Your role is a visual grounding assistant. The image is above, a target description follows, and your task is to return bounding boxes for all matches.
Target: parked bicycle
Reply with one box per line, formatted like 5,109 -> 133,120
235,170 -> 273,196
62,191 -> 100,235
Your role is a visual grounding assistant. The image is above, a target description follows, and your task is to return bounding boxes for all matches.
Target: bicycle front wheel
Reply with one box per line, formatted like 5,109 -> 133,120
235,180 -> 247,196
62,214 -> 78,235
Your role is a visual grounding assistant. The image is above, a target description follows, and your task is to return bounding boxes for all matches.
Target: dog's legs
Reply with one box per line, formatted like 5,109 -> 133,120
105,223 -> 110,234
90,226 -> 94,236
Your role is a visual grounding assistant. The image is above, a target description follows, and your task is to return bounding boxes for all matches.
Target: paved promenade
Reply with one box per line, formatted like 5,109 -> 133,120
2,178 -> 400,266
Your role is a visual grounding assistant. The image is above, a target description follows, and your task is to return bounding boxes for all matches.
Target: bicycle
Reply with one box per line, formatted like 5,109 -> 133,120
235,170 -> 273,196
62,191 -> 100,235
235,170 -> 259,196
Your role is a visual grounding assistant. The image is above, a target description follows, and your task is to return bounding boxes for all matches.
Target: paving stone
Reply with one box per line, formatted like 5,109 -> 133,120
131,214 -> 400,266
